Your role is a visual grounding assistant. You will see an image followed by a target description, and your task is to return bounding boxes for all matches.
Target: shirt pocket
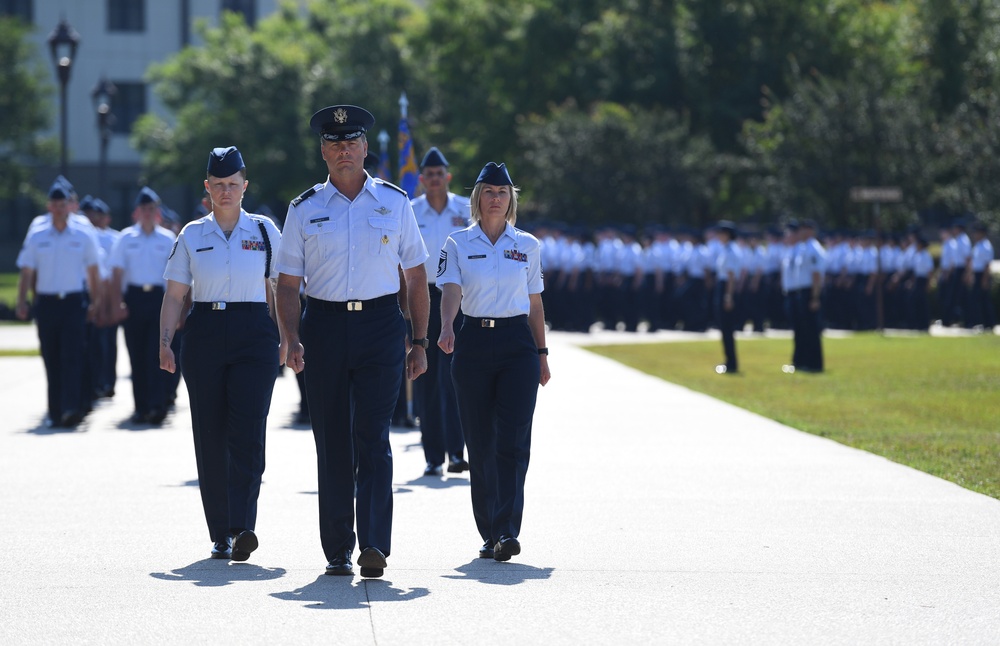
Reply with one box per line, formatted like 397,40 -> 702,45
368,216 -> 399,255
303,220 -> 338,259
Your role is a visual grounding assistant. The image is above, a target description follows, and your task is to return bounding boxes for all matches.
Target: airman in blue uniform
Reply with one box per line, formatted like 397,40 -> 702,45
159,147 -> 282,562
110,187 -> 176,425
437,162 -> 551,562
275,105 -> 429,578
16,179 -> 102,427
411,147 -> 470,477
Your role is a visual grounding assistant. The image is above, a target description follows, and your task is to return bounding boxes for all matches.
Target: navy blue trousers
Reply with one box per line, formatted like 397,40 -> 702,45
417,287 -> 465,465
35,293 -> 87,421
302,299 -> 404,561
124,286 -> 168,415
451,315 -> 540,544
792,289 -> 824,372
180,304 -> 279,543
714,281 -> 738,372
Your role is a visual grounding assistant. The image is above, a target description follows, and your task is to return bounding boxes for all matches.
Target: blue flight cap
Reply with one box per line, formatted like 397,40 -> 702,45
207,146 -> 245,177
134,186 -> 161,207
79,195 -> 95,211
160,206 -> 179,224
310,105 -> 375,141
47,180 -> 69,200
800,218 -> 818,230
715,220 -> 737,237
90,198 -> 109,215
475,162 -> 513,186
420,146 -> 448,169
54,174 -> 74,194
784,218 -> 800,232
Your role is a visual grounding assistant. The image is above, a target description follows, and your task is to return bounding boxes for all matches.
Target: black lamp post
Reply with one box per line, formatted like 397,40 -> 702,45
47,17 -> 81,178
91,77 -> 117,198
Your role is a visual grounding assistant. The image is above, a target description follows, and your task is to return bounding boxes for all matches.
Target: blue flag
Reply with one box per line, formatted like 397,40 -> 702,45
397,117 -> 419,198
378,148 -> 391,181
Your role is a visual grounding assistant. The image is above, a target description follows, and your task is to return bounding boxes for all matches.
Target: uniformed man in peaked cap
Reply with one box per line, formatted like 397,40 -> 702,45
275,104 -> 430,578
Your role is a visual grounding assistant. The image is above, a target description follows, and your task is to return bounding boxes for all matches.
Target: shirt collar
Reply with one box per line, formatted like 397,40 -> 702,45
468,221 -> 516,244
321,173 -> 381,205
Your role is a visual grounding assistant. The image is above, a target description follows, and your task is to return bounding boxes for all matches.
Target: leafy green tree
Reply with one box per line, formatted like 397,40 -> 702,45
517,101 -> 719,227
0,17 -> 57,205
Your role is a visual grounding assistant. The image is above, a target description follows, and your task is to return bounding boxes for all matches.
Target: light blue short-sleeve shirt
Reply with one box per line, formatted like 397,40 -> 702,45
275,174 -> 428,301
17,220 -> 100,294
436,222 -> 544,318
110,224 -> 176,287
164,210 -> 280,303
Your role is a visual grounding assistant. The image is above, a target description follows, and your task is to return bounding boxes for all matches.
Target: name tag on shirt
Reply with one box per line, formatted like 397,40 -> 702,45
309,217 -> 330,224
468,254 -> 487,260
196,247 -> 214,253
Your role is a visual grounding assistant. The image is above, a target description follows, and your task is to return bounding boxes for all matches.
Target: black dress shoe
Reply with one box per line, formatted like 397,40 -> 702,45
493,536 -> 521,562
211,536 -> 233,559
478,540 -> 494,559
145,409 -> 167,425
231,529 -> 258,562
325,549 -> 353,576
447,455 -> 470,473
423,463 -> 443,477
357,546 -> 387,578
129,411 -> 147,425
58,410 -> 83,427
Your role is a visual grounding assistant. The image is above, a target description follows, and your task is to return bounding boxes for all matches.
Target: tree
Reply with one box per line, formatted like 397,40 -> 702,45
0,17 -> 57,205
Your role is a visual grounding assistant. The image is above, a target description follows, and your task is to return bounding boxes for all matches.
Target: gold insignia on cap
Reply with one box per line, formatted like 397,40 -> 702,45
333,108 -> 348,124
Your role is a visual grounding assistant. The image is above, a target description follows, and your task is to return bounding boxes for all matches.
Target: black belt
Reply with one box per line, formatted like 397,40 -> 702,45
464,314 -> 527,328
127,284 -> 164,293
307,294 -> 397,312
36,291 -> 84,301
192,301 -> 268,311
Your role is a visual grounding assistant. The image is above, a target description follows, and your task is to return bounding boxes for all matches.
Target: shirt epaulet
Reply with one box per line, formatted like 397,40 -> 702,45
375,178 -> 408,197
291,184 -> 322,207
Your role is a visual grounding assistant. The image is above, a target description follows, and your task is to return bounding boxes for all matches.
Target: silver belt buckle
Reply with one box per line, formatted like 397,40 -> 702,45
347,300 -> 363,311
142,284 -> 154,292
481,318 -> 495,328
211,301 -> 226,311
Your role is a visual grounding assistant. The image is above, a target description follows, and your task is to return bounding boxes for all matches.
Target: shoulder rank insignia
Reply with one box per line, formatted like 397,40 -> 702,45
376,178 -> 408,197
291,184 -> 321,207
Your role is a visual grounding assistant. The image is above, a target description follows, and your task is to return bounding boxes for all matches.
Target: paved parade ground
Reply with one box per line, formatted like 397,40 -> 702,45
1,323 -> 998,645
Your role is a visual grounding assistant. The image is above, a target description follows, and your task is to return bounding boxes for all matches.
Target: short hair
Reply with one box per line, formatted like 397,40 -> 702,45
469,182 -> 520,225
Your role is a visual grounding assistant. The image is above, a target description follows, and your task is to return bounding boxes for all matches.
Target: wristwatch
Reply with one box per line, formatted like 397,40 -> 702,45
411,337 -> 429,349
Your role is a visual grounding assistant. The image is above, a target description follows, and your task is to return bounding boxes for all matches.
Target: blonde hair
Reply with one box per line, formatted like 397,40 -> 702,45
469,182 -> 520,225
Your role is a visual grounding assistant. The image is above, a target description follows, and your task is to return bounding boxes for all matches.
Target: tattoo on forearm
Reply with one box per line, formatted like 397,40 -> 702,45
161,330 -> 173,349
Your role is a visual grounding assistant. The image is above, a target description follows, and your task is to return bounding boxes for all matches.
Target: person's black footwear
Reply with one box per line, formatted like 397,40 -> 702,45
325,549 -> 353,576
231,529 -> 258,562
423,462 -> 443,477
210,536 -> 233,559
358,547 -> 387,578
478,540 -> 494,559
145,409 -> 167,426
493,536 -> 521,562
58,410 -> 83,427
447,455 -> 470,473
130,411 -> 147,425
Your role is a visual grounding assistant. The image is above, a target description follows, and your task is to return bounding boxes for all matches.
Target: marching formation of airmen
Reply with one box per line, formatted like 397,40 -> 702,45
538,218 -> 996,341
11,101 -> 996,578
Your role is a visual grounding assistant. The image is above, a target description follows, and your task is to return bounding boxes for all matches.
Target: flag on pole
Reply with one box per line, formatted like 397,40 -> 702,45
377,130 -> 391,181
397,92 -> 419,198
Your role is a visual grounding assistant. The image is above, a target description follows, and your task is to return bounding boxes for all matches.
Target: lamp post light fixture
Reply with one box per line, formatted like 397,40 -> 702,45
47,16 -> 81,178
91,77 -> 117,198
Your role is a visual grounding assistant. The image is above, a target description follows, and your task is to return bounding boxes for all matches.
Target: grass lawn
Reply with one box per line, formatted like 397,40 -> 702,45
586,334 -> 1000,499
0,272 -> 19,307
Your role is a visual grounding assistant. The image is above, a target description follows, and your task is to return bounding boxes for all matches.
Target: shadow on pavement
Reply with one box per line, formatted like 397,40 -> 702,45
443,558 -> 554,586
24,421 -> 79,436
271,575 -> 429,609
395,475 -> 470,493
150,559 -> 286,587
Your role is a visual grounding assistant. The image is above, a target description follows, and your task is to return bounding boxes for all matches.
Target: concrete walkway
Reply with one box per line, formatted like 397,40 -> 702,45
1,323 -> 998,645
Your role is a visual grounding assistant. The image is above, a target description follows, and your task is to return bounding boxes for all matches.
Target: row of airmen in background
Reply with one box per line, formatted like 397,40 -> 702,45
536,218 -> 996,335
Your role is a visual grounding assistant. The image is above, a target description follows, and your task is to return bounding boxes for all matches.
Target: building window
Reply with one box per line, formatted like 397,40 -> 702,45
110,82 -> 146,135
108,0 -> 144,32
221,0 -> 255,26
0,0 -> 33,22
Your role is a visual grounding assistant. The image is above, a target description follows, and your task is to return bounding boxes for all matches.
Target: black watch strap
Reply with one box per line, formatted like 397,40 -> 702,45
411,337 -> 430,349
